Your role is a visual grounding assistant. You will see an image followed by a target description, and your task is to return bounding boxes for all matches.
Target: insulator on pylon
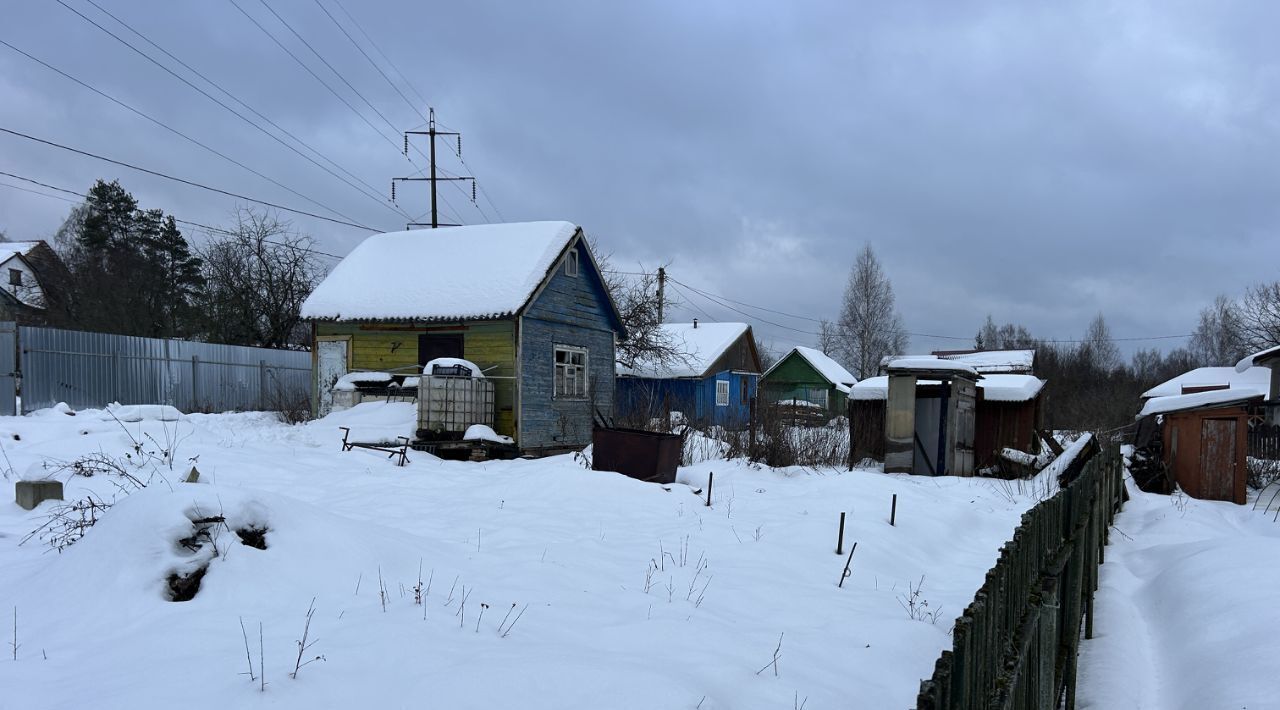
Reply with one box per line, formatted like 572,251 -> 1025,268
391,182 -> 396,202
403,135 -> 408,156
457,135 -> 462,157
472,180 -> 477,202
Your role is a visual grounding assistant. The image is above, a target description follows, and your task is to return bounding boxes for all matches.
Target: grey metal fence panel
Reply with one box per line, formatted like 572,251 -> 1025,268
0,322 -> 15,415
18,326 -> 310,414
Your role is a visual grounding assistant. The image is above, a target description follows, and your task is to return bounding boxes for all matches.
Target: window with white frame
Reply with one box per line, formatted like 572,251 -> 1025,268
565,249 -> 579,277
554,346 -> 588,399
715,380 -> 730,406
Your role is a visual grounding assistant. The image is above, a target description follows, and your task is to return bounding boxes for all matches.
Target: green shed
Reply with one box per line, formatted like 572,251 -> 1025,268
759,346 -> 857,419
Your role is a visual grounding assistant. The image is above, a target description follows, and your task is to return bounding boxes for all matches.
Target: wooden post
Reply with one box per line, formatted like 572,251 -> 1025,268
748,396 -> 756,458
705,471 -> 713,507
259,360 -> 268,409
836,512 -> 845,554
890,494 -> 898,526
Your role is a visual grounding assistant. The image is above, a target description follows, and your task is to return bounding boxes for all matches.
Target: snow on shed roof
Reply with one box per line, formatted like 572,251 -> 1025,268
1138,389 -> 1263,417
885,357 -> 980,377
1237,345 -> 1280,372
934,349 -> 1035,373
618,322 -> 750,379
301,222 -> 581,322
763,346 -> 858,392
851,374 -> 1043,402
1142,366 -> 1272,399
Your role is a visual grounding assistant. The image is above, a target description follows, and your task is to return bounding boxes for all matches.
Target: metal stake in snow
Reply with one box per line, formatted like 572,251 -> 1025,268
837,542 -> 857,588
890,494 -> 898,527
836,512 -> 846,555
705,472 -> 713,507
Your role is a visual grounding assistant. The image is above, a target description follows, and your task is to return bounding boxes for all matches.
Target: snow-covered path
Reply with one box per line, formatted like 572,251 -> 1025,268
1077,482 -> 1280,710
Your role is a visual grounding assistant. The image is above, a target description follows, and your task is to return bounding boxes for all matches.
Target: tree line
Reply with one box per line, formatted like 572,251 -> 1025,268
816,244 -> 1280,432
35,179 -> 325,349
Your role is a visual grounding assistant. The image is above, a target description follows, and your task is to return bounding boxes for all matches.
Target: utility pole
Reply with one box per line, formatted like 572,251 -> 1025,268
391,108 -> 474,229
657,267 -> 666,322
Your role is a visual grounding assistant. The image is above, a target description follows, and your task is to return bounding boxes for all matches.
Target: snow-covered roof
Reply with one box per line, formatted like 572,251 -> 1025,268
618,322 -> 750,379
1138,389 -> 1264,417
851,374 -> 1043,402
764,346 -> 858,393
934,349 -> 1035,374
301,222 -> 582,322
1142,366 -> 1272,399
885,357 -> 980,377
0,242 -> 42,265
1237,345 -> 1280,372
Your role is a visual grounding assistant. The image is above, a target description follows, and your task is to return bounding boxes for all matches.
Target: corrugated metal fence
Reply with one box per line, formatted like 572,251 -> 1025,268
15,324 -> 310,414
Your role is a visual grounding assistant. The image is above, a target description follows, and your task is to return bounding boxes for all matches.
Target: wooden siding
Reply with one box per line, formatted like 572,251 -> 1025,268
616,371 -> 757,429
703,330 -> 762,376
316,320 -> 517,437
973,395 -> 1041,470
519,241 -> 619,450
1163,405 -> 1248,504
760,351 -> 844,417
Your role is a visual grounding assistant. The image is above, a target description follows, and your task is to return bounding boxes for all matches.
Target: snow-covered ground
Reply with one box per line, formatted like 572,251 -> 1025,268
0,403 -> 1050,710
1077,477 -> 1280,710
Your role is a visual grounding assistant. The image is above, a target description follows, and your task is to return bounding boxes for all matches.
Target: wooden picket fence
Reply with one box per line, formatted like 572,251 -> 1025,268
915,438 -> 1126,710
1248,424 -> 1280,460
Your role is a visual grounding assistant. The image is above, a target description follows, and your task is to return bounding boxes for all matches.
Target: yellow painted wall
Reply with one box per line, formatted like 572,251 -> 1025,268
316,320 -> 518,437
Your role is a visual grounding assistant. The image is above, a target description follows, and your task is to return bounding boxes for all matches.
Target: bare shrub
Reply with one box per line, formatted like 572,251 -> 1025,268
1247,457 -> 1280,490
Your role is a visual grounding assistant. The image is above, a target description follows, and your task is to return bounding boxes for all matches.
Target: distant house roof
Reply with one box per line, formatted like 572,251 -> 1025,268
1142,366 -> 1272,399
931,349 -> 1036,374
852,373 -> 1043,402
0,242 -> 42,265
301,222 -> 620,327
1138,389 -> 1264,417
1237,345 -> 1280,372
618,322 -> 751,379
764,346 -> 858,393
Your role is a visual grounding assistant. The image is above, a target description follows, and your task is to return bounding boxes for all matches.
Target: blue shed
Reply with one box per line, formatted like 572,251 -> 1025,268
616,321 -> 762,429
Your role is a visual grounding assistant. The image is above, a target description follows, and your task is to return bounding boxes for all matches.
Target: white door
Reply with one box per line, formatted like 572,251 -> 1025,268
316,339 -> 348,417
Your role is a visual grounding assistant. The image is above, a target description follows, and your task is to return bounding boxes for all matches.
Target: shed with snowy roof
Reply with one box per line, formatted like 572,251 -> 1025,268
1132,389 -> 1260,505
615,320 -> 761,428
300,222 -> 626,455
0,240 -> 65,324
759,346 -> 857,420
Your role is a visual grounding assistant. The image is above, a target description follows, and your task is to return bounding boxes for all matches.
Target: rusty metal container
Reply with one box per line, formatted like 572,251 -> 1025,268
591,427 -> 683,484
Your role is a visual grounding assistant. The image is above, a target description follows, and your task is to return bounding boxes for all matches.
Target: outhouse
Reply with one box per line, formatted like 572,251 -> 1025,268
882,358 -> 981,476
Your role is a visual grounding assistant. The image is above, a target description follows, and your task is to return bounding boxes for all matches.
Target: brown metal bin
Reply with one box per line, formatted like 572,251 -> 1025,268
591,427 -> 683,484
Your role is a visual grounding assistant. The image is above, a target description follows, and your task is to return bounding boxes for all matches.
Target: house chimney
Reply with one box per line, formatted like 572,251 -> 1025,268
693,318 -> 698,329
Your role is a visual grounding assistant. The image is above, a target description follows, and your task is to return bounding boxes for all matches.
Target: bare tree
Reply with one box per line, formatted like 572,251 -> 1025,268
589,240 -> 685,370
1238,281 -> 1280,354
1077,313 -> 1121,374
1189,294 -> 1246,365
974,315 -> 1035,350
835,244 -> 908,380
815,319 -> 840,355
756,336 -> 778,370
197,208 -> 325,349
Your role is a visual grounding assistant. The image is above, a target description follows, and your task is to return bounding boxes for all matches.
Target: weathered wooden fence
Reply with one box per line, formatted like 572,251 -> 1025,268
1249,423 -> 1280,460
916,436 -> 1125,710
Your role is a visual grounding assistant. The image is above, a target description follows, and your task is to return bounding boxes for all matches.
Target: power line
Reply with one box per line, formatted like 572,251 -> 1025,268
77,0 -> 411,222
0,126 -> 380,231
0,169 -> 346,260
0,38 -> 367,228
329,0 -> 431,116
665,281 -> 714,321
54,0 -> 407,224
312,0 -> 424,124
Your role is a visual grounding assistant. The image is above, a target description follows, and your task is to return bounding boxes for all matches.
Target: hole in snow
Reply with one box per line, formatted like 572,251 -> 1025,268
167,565 -> 207,602
236,526 -> 268,550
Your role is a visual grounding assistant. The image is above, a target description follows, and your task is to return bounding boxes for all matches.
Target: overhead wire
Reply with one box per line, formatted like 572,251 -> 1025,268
0,38 -> 368,228
54,0 -> 408,224
78,0 -> 411,221
0,169 -> 346,259
0,127 -> 380,231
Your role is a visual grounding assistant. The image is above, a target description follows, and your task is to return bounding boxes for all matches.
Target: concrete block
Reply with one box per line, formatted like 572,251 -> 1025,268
15,480 -> 63,510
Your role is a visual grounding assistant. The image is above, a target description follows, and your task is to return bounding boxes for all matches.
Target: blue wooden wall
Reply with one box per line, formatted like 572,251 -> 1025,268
616,370 -> 758,429
519,240 -> 619,450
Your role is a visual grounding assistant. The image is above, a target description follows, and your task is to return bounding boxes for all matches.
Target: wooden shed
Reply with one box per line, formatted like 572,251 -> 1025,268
1138,390 -> 1260,505
759,346 -> 857,420
881,358 -> 980,477
615,321 -> 762,429
851,371 -> 1044,471
300,221 -> 627,455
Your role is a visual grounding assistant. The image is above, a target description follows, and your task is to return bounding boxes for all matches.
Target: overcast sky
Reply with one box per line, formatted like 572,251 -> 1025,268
2,1 -> 1278,356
